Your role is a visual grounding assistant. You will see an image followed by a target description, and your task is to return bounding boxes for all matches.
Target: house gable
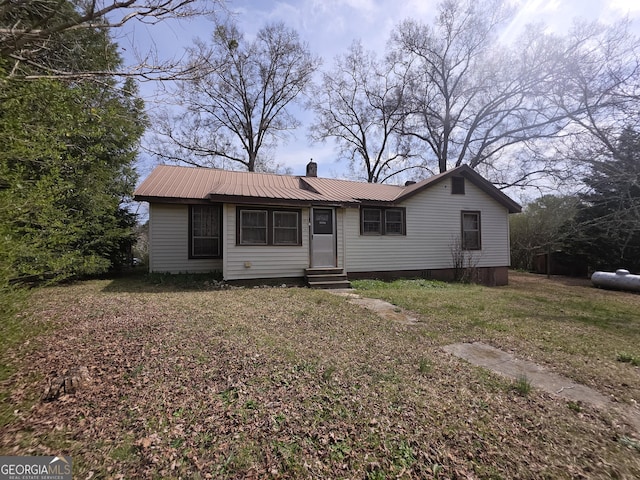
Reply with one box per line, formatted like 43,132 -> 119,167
394,165 -> 521,213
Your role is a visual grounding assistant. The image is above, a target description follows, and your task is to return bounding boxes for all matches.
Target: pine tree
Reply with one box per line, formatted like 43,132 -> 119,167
0,1 -> 146,283
572,128 -> 640,272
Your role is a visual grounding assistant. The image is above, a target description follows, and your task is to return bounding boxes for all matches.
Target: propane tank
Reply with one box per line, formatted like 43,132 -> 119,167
591,269 -> 640,292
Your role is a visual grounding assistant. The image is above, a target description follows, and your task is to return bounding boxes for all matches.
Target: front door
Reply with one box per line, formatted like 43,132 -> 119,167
311,208 -> 336,267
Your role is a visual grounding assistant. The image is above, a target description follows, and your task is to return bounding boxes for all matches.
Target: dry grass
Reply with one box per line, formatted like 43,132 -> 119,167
0,271 -> 639,479
353,272 -> 640,406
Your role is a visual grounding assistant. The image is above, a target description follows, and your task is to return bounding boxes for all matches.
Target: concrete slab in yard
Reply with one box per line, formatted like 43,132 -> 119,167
329,289 -> 640,434
442,342 -> 611,407
330,290 -> 420,325
443,342 -> 640,434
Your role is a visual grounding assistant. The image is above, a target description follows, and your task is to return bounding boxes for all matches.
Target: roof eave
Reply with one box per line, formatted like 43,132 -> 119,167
458,168 -> 522,213
135,194 -> 360,208
133,195 -> 212,205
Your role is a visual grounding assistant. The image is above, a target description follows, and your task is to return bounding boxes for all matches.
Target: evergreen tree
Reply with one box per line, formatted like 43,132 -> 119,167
571,128 -> 640,272
0,1 -> 146,283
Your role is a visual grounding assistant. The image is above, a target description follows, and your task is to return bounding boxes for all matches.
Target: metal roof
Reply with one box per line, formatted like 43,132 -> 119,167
134,164 -> 521,213
301,176 -> 403,202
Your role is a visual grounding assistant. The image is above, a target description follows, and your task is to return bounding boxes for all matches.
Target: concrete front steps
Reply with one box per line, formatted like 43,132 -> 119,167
305,267 -> 351,289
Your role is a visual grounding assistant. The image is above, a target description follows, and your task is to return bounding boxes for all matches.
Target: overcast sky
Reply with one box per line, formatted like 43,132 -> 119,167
122,0 -> 640,181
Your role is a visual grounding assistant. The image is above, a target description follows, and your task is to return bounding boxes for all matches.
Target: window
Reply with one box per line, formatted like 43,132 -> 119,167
360,207 -> 406,236
362,208 -> 382,234
239,210 -> 268,245
273,211 -> 299,245
237,207 -> 301,246
452,176 -> 465,194
461,211 -> 481,250
190,205 -> 221,258
385,209 -> 404,235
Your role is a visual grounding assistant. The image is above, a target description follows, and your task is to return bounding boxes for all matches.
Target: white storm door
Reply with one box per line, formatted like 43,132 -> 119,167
311,208 -> 336,267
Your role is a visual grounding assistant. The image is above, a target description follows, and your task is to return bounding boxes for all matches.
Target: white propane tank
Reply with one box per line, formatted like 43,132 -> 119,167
591,269 -> 640,292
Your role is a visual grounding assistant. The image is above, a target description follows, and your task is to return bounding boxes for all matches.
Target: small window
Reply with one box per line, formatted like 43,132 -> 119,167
360,207 -> 406,236
240,210 -> 267,245
362,208 -> 382,235
190,205 -> 221,258
461,211 -> 481,250
452,176 -> 465,194
273,211 -> 299,245
385,209 -> 404,235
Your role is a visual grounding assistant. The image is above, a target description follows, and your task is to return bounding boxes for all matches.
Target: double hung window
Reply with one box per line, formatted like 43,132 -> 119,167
461,211 -> 481,250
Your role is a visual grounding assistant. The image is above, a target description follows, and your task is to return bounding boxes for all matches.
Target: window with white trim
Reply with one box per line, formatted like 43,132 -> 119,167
461,211 -> 481,250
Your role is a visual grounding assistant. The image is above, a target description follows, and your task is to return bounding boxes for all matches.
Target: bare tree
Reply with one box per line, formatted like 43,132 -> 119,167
555,19 -> 640,165
308,41 -> 417,183
0,0 -> 222,80
390,0 -> 582,187
538,20 -> 640,258
153,20 -> 320,172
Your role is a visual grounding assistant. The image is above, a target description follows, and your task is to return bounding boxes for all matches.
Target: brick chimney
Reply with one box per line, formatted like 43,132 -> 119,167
306,159 -> 317,177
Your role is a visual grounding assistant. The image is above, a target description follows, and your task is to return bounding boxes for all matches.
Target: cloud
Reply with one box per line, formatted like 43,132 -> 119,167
609,0 -> 640,13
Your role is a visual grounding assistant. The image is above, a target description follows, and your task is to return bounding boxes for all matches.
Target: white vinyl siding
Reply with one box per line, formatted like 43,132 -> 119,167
345,181 -> 511,272
149,204 -> 222,273
224,205 -> 310,280
147,178 -> 510,279
149,204 -> 345,280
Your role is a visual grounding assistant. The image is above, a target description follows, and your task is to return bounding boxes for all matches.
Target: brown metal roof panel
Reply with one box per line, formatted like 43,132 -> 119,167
302,177 -> 402,201
144,166 -> 221,198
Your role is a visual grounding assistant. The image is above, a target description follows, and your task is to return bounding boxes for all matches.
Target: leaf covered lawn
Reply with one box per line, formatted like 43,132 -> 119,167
1,274 -> 639,479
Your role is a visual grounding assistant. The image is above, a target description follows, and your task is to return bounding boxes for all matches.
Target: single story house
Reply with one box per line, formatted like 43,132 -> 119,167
133,161 -> 521,286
